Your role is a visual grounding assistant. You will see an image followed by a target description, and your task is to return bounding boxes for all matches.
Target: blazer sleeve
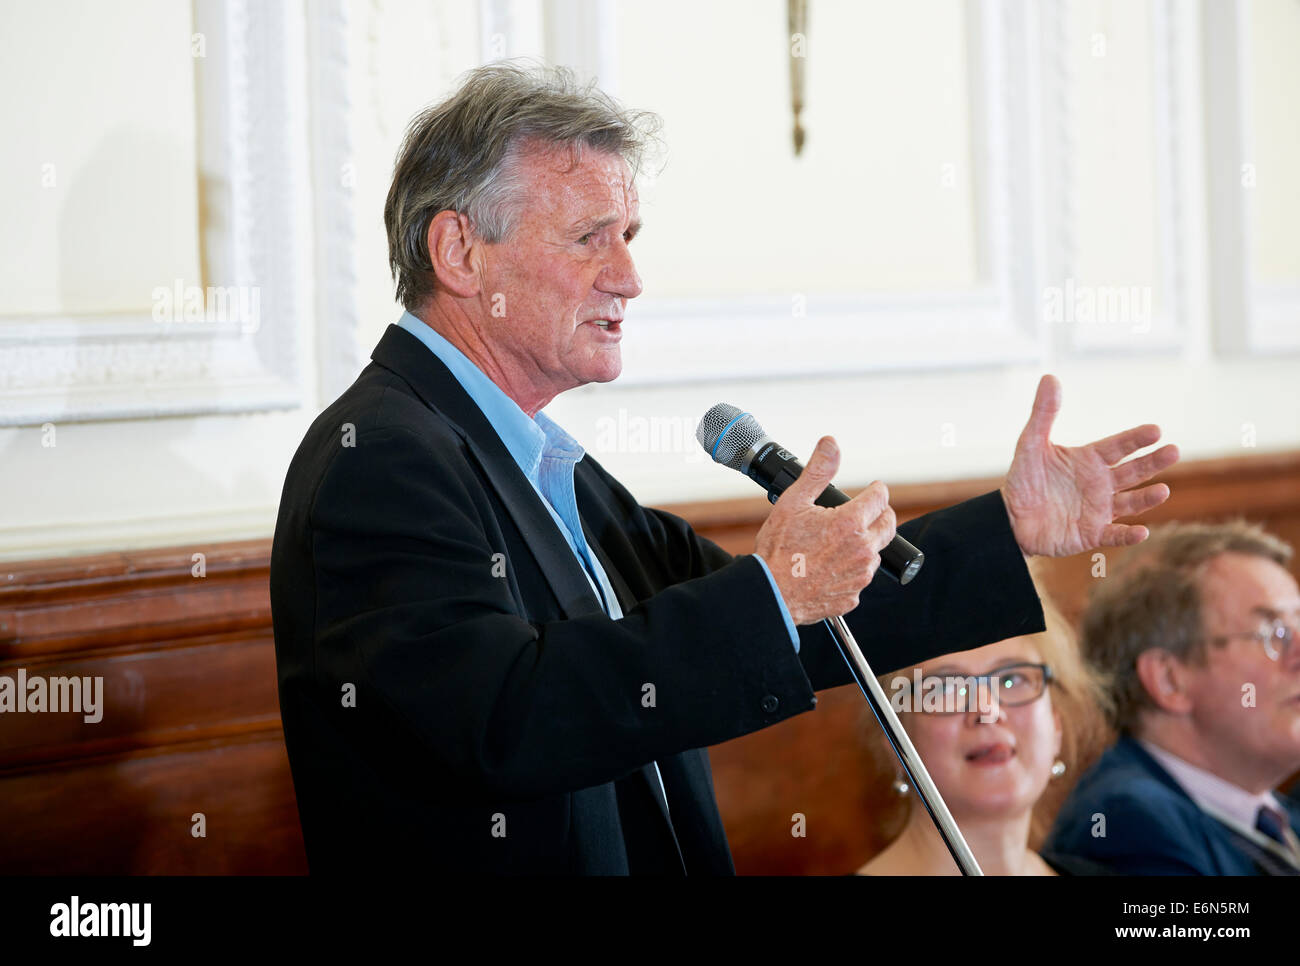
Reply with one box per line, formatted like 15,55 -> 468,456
617,481 -> 1044,694
307,425 -> 819,803
798,490 -> 1046,691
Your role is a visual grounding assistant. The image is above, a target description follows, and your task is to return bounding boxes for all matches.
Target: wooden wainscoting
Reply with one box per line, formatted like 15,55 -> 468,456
2,451 -> 1298,874
0,542 -> 304,874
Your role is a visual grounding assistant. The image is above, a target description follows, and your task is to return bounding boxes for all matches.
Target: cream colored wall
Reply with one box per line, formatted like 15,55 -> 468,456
1069,0 -> 1161,313
0,0 -> 201,315
0,0 -> 1297,562
348,0 -> 485,355
0,1 -> 313,561
614,0 -> 981,295
1248,0 -> 1300,283
516,0 -> 1300,507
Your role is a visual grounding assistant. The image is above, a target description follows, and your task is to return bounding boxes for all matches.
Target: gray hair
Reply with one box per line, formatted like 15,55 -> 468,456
384,61 -> 662,311
1081,519 -> 1293,735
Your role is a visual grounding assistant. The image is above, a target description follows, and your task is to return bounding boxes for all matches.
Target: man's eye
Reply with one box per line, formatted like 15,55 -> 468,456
577,233 -> 593,245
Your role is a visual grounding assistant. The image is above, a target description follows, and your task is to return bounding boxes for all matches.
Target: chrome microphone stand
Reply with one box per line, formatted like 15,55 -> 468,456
824,613 -> 983,876
694,404 -> 981,875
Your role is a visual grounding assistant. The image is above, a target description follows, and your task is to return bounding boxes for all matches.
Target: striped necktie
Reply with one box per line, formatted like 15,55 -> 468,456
1256,804 -> 1291,846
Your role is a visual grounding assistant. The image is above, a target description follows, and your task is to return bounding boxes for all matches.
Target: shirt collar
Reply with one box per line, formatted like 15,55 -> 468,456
1138,738 -> 1285,829
395,311 -> 582,481
534,411 -> 585,464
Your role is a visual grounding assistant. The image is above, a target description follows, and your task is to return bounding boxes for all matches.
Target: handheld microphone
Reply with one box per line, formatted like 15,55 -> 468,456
696,403 -> 925,585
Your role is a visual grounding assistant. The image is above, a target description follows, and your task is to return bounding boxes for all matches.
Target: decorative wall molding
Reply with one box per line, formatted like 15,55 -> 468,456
613,0 -> 1048,386
1204,0 -> 1300,355
1149,0 -> 1190,349
307,0 -> 363,405
0,504 -> 277,567
616,289 -> 1040,385
0,0 -> 316,427
1046,0 -> 1194,357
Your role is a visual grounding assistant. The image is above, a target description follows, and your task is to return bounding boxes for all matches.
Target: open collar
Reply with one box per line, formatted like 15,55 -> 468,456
371,324 -> 605,620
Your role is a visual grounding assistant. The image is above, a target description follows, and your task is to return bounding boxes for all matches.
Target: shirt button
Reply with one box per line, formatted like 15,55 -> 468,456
761,695 -> 779,713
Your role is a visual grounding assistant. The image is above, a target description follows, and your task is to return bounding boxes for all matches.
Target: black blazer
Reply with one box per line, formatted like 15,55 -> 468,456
270,324 -> 1045,874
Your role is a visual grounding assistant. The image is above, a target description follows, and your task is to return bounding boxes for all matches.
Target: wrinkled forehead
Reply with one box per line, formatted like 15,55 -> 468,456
1199,552 -> 1300,620
514,141 -> 639,216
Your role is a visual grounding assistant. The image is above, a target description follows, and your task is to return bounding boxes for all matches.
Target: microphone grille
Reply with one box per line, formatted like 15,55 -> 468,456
697,403 -> 768,470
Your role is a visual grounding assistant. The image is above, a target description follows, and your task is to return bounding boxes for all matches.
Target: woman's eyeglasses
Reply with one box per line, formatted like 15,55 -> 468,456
907,662 -> 1054,715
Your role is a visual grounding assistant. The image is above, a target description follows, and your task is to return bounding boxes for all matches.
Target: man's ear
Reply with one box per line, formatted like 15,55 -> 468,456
1135,649 -> 1194,714
427,210 -> 483,299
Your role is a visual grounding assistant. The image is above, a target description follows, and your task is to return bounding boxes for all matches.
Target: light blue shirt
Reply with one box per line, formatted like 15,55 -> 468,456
395,312 -> 801,817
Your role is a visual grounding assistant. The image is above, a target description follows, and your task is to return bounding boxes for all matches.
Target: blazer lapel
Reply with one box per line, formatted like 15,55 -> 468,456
371,325 -> 603,619
374,325 -> 685,869
1121,736 -> 1300,875
579,516 -> 685,870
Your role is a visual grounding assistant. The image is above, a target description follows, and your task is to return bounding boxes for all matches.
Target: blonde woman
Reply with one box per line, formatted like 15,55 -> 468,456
857,579 -> 1111,875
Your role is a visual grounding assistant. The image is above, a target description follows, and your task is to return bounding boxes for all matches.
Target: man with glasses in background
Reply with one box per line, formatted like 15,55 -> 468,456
1046,521 -> 1300,874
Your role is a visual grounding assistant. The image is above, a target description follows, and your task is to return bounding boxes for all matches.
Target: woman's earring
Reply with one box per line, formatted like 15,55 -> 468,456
891,773 -> 910,796
1050,759 -> 1066,779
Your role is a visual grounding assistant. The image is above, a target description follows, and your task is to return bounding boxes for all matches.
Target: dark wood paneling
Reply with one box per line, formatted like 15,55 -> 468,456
0,733 -> 305,874
0,540 -> 270,657
1,451 -> 1297,874
0,631 -> 280,770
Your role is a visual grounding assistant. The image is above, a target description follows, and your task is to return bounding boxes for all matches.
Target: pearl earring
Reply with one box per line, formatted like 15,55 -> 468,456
1050,759 -> 1066,778
891,774 -> 910,796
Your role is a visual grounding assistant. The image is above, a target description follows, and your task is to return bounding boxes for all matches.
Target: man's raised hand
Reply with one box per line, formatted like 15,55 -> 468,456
754,436 -> 897,625
1001,374 -> 1180,557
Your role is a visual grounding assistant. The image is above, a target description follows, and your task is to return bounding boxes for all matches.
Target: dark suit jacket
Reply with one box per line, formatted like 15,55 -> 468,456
1045,734 -> 1300,875
270,324 -> 1045,874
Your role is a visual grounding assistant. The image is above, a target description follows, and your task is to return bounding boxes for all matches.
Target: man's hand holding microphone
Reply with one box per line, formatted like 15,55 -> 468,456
753,437 -> 897,625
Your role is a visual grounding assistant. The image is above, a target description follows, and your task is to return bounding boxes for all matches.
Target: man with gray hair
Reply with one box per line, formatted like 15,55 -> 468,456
270,63 -> 1177,874
1046,520 -> 1300,874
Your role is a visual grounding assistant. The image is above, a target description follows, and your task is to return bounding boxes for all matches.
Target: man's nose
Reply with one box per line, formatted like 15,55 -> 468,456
598,239 -> 642,300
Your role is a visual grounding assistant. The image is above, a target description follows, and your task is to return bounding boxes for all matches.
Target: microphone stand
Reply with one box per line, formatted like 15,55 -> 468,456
694,405 -> 979,874
824,613 -> 983,876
